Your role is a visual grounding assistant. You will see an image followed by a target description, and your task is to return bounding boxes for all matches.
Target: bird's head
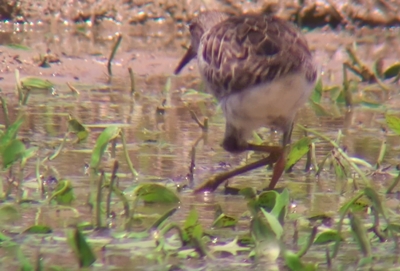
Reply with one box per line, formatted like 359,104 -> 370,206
174,11 -> 228,74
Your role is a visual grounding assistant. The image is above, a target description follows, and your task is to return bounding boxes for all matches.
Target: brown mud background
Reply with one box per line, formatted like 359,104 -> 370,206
1,0 -> 400,270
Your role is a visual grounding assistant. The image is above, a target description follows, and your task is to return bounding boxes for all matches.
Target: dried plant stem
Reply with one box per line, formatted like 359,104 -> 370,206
120,130 -> 139,177
106,160 -> 119,220
107,33 -> 123,77
95,171 -> 105,228
128,67 -> 135,95
0,92 -> 10,128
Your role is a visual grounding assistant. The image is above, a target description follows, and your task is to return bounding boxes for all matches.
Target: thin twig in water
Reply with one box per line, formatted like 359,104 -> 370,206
342,63 -> 353,107
0,91 -> 10,128
119,130 -> 139,177
189,110 -> 208,132
298,125 -> 371,188
66,82 -> 80,95
188,146 -> 196,185
376,139 -> 387,169
106,160 -> 119,221
369,206 -> 387,242
386,171 -> 400,194
107,33 -> 123,77
128,67 -> 135,95
111,138 -> 117,159
96,171 -> 105,229
296,225 -> 318,258
22,88 -> 31,105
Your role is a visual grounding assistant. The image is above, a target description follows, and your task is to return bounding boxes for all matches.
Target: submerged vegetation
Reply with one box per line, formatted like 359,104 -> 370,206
2,5 -> 400,270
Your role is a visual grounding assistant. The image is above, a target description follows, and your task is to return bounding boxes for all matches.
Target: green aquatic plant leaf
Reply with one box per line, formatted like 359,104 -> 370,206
212,213 -> 238,228
284,250 -> 317,271
239,187 -> 257,199
308,100 -> 331,116
285,137 -> 312,170
260,208 -> 283,239
314,230 -> 343,245
20,77 -> 54,89
90,126 -> 120,170
134,183 -> 180,204
383,63 -> 400,79
49,180 -> 75,205
0,231 -> 11,242
181,207 -> 200,244
251,214 -> 275,242
349,212 -> 371,257
385,114 -> 400,135
257,190 -> 278,212
67,228 -> 96,267
23,225 -> 53,234
309,76 -> 323,104
2,139 -> 25,168
0,116 -> 24,151
271,188 -> 289,223
149,207 -> 178,230
68,115 -> 89,141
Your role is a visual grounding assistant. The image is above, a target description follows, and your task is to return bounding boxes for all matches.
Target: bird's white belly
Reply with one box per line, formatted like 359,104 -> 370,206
220,72 -> 314,138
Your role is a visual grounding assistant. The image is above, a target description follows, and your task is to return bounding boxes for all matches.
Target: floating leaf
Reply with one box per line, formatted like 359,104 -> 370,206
385,114 -> 400,135
239,187 -> 257,199
212,213 -> 238,228
383,63 -> 400,79
23,225 -> 53,234
134,183 -> 180,204
49,180 -> 75,205
257,190 -> 278,212
285,137 -> 312,170
2,139 -> 25,168
20,77 -> 54,89
90,126 -> 120,170
314,230 -> 342,245
67,228 -> 96,267
210,237 -> 250,256
284,250 -> 317,271
68,116 -> 89,141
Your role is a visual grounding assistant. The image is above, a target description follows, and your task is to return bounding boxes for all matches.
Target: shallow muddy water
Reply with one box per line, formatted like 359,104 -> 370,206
1,18 -> 400,270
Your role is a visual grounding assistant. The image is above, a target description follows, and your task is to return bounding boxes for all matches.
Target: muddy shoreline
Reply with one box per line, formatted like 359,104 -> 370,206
2,0 -> 400,27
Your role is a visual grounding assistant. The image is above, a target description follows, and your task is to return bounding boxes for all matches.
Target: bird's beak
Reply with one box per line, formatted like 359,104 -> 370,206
174,46 -> 197,75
